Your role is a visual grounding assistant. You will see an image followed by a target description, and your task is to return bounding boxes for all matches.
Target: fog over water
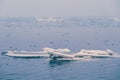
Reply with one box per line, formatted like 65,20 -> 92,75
0,0 -> 120,17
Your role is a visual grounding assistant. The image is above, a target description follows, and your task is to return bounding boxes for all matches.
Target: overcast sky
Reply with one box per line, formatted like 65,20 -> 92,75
0,0 -> 120,17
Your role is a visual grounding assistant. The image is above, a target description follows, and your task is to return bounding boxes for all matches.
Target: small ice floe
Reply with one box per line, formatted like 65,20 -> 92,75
43,47 -> 75,58
113,17 -> 120,22
43,47 -> 71,53
5,51 -> 49,58
74,49 -> 119,58
35,17 -> 64,22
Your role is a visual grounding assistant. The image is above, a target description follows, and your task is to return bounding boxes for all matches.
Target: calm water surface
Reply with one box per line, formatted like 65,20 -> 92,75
0,17 -> 120,80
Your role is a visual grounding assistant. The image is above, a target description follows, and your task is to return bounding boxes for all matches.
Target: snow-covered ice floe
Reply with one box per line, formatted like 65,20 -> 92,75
74,49 -> 120,58
4,47 -> 120,60
5,51 -> 49,58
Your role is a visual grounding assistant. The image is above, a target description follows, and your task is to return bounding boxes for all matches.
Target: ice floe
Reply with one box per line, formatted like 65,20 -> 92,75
3,47 -> 120,60
35,17 -> 64,22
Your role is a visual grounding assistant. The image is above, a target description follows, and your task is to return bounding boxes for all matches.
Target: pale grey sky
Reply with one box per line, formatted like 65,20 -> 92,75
0,0 -> 120,17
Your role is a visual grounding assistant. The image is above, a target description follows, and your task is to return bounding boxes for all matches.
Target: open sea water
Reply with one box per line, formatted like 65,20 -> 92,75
0,17 -> 120,80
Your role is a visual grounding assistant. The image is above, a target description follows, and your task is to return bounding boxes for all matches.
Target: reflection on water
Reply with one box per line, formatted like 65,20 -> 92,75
49,59 -> 72,67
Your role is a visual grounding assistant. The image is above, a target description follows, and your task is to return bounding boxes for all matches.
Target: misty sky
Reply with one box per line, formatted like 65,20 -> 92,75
0,0 -> 120,17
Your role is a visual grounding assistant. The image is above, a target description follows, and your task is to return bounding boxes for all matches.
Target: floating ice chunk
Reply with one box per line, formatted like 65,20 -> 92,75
113,18 -> 120,22
5,51 -> 49,58
74,49 -> 117,58
43,47 -> 73,58
43,47 -> 71,53
36,17 -> 64,22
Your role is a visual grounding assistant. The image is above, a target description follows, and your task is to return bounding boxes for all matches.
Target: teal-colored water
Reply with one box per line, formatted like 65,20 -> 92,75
0,17 -> 120,80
